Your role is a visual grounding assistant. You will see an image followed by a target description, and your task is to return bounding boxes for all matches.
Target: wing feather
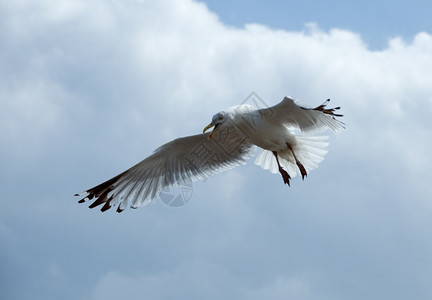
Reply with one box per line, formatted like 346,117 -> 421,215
260,97 -> 344,133
76,128 -> 254,212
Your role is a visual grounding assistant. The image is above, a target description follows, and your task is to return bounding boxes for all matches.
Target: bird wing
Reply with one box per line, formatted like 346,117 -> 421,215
260,97 -> 344,133
76,128 -> 254,212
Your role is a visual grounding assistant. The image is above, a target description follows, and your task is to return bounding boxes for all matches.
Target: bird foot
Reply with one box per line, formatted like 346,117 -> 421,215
296,161 -> 307,180
278,166 -> 291,186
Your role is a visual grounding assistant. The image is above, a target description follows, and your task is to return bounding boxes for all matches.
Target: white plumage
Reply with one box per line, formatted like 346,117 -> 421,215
76,96 -> 344,212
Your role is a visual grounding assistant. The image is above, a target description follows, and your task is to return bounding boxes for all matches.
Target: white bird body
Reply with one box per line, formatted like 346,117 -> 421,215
76,96 -> 344,212
217,104 -> 297,151
247,116 -> 297,151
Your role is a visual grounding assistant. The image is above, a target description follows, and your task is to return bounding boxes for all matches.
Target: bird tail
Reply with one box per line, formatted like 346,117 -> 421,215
254,135 -> 329,178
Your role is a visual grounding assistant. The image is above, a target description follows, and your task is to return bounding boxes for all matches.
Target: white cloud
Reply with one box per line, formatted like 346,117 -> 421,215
4,0 -> 431,192
247,276 -> 312,300
89,261 -> 312,300
89,259 -> 235,300
1,0 -> 432,299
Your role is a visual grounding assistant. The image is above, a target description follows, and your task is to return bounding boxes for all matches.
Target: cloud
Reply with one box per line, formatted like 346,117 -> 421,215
89,259 -> 235,300
89,260 -> 312,300
1,0 -> 432,299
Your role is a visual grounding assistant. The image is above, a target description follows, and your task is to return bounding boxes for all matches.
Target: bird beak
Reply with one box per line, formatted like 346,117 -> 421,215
203,123 -> 217,139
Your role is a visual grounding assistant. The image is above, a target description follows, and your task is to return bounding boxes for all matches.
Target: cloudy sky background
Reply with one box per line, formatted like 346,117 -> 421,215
1,0 -> 432,299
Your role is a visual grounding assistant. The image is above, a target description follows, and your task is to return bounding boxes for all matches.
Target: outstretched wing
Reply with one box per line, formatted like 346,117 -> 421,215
260,97 -> 344,133
76,128 -> 254,212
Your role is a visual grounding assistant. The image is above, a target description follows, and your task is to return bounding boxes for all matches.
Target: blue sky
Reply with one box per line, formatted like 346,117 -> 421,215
1,0 -> 432,299
204,0 -> 432,49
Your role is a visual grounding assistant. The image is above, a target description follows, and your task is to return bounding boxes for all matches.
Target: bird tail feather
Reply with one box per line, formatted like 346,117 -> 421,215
254,135 -> 329,178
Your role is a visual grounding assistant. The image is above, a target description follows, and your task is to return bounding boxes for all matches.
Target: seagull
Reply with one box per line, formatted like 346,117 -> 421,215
76,96 -> 344,212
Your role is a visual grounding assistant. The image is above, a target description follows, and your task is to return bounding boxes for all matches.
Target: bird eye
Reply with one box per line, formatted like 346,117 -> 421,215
218,116 -> 223,120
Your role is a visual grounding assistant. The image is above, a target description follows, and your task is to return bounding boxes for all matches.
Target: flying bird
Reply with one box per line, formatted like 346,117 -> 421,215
76,97 -> 344,212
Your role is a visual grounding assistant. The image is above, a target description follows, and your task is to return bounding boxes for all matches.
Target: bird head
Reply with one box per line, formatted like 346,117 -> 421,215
203,112 -> 226,139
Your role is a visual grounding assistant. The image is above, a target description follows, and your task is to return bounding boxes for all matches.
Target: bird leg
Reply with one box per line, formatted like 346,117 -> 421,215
287,144 -> 307,180
273,151 -> 291,186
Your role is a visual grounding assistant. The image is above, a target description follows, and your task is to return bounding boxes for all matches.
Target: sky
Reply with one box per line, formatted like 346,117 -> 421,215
1,0 -> 431,299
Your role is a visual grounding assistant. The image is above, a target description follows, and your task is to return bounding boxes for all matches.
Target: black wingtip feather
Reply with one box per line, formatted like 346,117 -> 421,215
76,170 -> 128,212
88,191 -> 111,209
311,98 -> 344,118
101,200 -> 112,212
